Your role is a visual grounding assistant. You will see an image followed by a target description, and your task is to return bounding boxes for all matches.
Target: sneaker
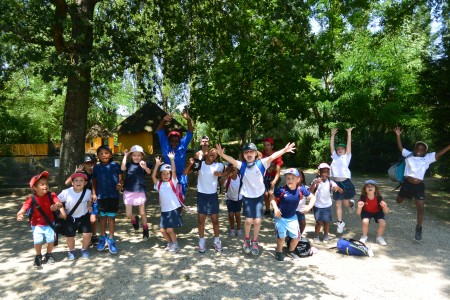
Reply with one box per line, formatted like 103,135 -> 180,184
359,235 -> 368,243
44,253 -> 55,264
323,234 -> 329,244
336,221 -> 346,234
415,225 -> 422,242
132,215 -> 139,230
214,240 -> 223,252
275,252 -> 284,262
169,243 -> 180,253
288,251 -> 301,260
228,229 -> 235,237
107,238 -> 118,254
81,249 -> 90,259
243,239 -> 251,254
164,242 -> 173,251
236,230 -> 243,238
34,255 -> 43,268
349,199 -> 355,212
91,235 -> 99,245
67,250 -> 75,261
313,236 -> 321,244
198,241 -> 206,254
251,240 -> 260,256
143,228 -> 149,240
376,236 -> 387,246
97,235 -> 107,251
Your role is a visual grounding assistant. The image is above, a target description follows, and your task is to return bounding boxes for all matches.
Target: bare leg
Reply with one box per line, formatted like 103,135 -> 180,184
211,214 -> 220,237
336,201 -> 343,221
252,218 -> 261,240
108,216 -> 115,238
377,219 -> 386,237
139,204 -> 148,226
197,213 -> 207,238
415,200 -> 424,226
361,218 -> 370,236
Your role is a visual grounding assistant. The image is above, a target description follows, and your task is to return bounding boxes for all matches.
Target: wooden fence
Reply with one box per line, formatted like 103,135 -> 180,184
0,144 -> 49,156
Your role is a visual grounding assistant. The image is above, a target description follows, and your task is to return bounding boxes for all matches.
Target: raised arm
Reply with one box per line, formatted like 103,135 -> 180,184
435,144 -> 450,161
121,149 -> 129,171
65,165 -> 84,185
266,142 -> 296,164
330,128 -> 337,155
216,144 -> 239,168
168,152 -> 177,181
183,157 -> 195,175
157,114 -> 173,131
346,127 -> 354,154
183,112 -> 194,133
394,127 -> 404,153
152,156 -> 163,184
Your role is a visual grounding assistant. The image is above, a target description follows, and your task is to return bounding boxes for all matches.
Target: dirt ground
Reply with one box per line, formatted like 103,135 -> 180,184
0,172 -> 449,300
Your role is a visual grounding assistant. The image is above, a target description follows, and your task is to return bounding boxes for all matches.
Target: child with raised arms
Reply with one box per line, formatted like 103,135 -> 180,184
152,152 -> 183,253
216,142 -> 295,255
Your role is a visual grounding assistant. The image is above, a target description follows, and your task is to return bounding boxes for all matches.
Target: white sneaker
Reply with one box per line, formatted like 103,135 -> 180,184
359,235 -> 368,243
336,221 -> 345,233
214,240 -> 223,252
198,240 -> 206,253
164,242 -> 173,251
323,234 -> 329,243
313,236 -> 321,244
228,229 -> 235,237
169,242 -> 180,253
376,236 -> 387,246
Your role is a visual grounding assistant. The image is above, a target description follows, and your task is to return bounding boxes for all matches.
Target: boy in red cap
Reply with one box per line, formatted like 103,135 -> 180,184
16,171 -> 66,268
262,137 -> 283,216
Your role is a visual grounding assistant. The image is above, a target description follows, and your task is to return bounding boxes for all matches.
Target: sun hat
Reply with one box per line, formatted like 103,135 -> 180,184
29,171 -> 49,189
318,163 -> 331,170
159,164 -> 172,172
70,172 -> 88,181
129,145 -> 145,155
242,143 -> 258,152
284,168 -> 300,177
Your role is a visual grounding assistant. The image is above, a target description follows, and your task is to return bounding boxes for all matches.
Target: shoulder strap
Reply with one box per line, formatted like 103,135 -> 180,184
32,194 -> 57,231
239,161 -> 247,177
225,177 -> 232,193
157,180 -> 163,191
67,188 -> 87,217
255,160 -> 266,176
168,179 -> 187,209
276,186 -> 287,205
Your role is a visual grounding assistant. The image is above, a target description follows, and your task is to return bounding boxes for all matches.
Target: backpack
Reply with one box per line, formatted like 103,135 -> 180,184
286,237 -> 312,257
388,153 -> 413,186
332,238 -> 370,256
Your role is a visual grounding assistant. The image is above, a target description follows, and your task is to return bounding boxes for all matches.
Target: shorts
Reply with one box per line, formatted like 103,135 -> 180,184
296,211 -> 306,222
64,213 -> 92,237
123,191 -> 147,206
160,209 -> 183,228
31,225 -> 55,245
226,200 -> 243,213
333,178 -> 356,200
314,206 -> 332,222
398,181 -> 425,200
275,215 -> 300,239
360,210 -> 385,223
197,192 -> 219,215
91,201 -> 98,215
98,197 -> 119,214
99,211 -> 117,217
242,194 -> 264,218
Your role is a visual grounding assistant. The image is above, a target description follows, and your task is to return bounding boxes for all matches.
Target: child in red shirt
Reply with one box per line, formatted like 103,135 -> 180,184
16,171 -> 66,268
356,180 -> 390,246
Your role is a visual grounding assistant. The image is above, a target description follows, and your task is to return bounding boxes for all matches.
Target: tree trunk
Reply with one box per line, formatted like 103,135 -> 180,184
57,0 -> 96,188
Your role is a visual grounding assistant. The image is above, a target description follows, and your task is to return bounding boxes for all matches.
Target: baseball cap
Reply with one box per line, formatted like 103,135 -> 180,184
284,168 -> 300,177
30,171 -> 49,189
83,155 -> 95,163
130,145 -> 145,155
415,141 -> 428,152
70,172 -> 88,181
318,163 -> 331,170
201,135 -> 210,141
242,143 -> 257,152
263,137 -> 274,145
168,131 -> 181,138
97,145 -> 112,155
159,164 -> 172,172
365,179 -> 378,185
335,143 -> 346,149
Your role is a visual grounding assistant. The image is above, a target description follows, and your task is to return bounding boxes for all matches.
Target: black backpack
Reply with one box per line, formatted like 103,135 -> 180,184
286,237 -> 312,257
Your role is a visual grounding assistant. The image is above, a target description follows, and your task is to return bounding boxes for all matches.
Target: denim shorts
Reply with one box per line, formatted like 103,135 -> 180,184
314,206 -> 332,222
160,209 -> 183,228
226,200 -> 243,213
275,215 -> 300,239
242,194 -> 264,218
197,192 -> 219,215
32,225 -> 55,245
333,179 -> 356,200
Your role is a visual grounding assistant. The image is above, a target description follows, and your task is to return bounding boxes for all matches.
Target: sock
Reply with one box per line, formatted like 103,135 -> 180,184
199,237 -> 205,243
252,239 -> 258,243
214,236 -> 220,242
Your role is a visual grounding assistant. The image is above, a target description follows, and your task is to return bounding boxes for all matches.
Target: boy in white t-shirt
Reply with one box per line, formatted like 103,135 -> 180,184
394,127 -> 450,241
152,152 -> 183,252
219,163 -> 243,238
184,148 -> 224,253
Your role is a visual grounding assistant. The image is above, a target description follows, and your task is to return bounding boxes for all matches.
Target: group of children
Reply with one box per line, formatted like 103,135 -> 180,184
17,122 -> 450,267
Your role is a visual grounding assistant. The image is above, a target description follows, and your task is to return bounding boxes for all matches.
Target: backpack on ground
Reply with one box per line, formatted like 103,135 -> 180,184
331,238 -> 370,256
286,237 -> 312,257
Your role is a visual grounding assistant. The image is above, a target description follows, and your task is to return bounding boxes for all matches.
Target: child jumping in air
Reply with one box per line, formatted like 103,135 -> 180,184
356,180 -> 390,245
184,148 -> 224,253
220,163 -> 243,238
310,163 -> 343,244
394,127 -> 450,241
152,152 -> 183,253
330,128 -> 356,234
121,145 -> 152,240
216,142 -> 296,255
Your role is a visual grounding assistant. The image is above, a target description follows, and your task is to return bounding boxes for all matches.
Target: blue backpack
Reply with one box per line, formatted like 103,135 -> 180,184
332,238 -> 369,256
388,153 -> 413,190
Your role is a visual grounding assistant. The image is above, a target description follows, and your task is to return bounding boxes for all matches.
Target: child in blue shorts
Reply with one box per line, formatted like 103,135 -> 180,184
153,152 -> 183,253
271,168 -> 311,261
92,145 -> 123,255
309,163 -> 343,244
220,163 -> 243,238
16,171 -> 66,268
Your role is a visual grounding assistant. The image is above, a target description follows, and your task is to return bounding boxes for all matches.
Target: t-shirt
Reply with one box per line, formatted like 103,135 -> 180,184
402,149 -> 436,180
92,161 -> 122,199
157,129 -> 193,177
225,176 -> 242,201
262,152 -> 283,178
21,192 -> 61,226
296,185 -> 312,212
154,177 -> 181,212
198,161 -> 224,194
236,158 -> 270,198
124,162 -> 152,193
331,152 -> 352,179
58,187 -> 92,218
359,195 -> 381,213
312,178 -> 337,208
273,185 -> 303,218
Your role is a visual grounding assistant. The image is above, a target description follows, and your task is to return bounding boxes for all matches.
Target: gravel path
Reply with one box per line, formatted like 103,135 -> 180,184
0,172 -> 449,299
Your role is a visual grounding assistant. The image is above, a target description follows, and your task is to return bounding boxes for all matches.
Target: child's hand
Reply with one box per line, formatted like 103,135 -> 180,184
167,151 -> 175,160
139,160 -> 147,169
274,208 -> 282,218
315,177 -> 323,184
300,206 -> 311,213
189,157 -> 195,164
283,142 -> 296,154
213,171 -> 221,176
182,111 -> 191,120
346,127 -> 355,133
116,182 -> 123,192
17,213 -> 24,221
164,114 -> 173,122
331,128 -> 338,136
90,214 -> 96,223
123,149 -> 129,156
358,201 -> 365,208
380,201 -> 390,213
75,164 -> 84,173
215,144 -> 224,156
155,156 -> 163,166
394,127 -> 402,136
